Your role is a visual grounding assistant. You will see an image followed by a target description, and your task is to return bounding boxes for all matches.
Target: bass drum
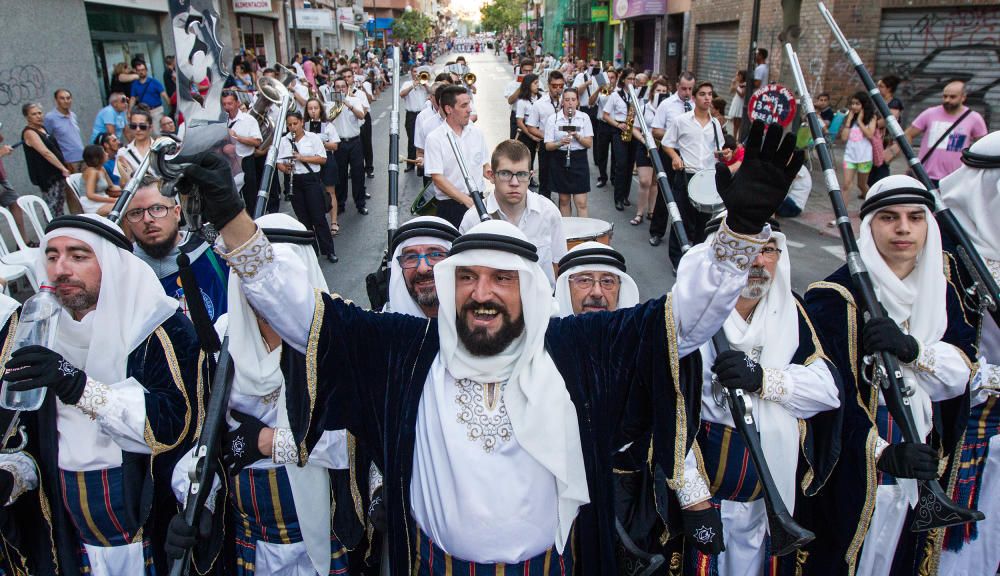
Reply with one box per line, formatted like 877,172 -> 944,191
563,217 -> 614,250
687,169 -> 724,214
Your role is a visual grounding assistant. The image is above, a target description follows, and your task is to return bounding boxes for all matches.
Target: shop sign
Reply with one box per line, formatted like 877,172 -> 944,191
234,0 -> 271,13
591,5 -> 609,21
747,83 -> 798,127
612,0 -> 666,20
287,7 -> 334,30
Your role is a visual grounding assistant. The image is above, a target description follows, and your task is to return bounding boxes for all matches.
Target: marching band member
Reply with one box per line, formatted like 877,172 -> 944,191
603,69 -> 639,213
222,89 -> 263,212
304,97 -> 342,238
544,88 -> 593,217
591,68 -> 618,189
649,71 -> 696,249
330,75 -> 368,216
504,58 -> 538,138
401,66 -> 431,172
526,70 -> 566,200
277,110 -> 337,263
630,78 -> 669,227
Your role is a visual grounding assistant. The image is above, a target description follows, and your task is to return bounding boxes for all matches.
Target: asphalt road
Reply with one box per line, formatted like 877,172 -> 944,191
312,51 -> 847,305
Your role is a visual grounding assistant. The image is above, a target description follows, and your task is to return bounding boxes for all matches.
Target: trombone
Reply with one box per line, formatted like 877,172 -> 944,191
416,70 -> 431,85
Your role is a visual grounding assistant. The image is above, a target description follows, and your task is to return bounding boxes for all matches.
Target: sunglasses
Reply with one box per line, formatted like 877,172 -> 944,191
129,123 -> 149,130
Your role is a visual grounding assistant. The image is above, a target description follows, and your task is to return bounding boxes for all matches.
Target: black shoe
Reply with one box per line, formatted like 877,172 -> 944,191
366,172 -> 375,179
649,235 -> 662,247
365,192 -> 372,198
596,179 -> 607,188
359,207 -> 369,215
623,199 -> 631,207
326,254 -> 339,263
615,201 -> 624,211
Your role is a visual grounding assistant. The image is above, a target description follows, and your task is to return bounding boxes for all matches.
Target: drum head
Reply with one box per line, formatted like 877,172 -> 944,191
688,169 -> 723,214
563,217 -> 614,249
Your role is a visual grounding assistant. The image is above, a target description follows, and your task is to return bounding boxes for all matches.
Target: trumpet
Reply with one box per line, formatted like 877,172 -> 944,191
464,72 -> 477,86
417,70 -> 431,85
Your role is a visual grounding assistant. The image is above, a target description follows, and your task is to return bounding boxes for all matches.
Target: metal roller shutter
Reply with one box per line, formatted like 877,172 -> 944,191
875,7 -> 1000,126
695,21 -> 739,92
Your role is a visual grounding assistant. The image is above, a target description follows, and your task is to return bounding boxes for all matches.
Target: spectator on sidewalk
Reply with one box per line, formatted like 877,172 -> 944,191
753,49 -> 769,89
96,132 -> 121,186
870,75 -> 903,186
90,92 -> 128,144
776,165 -> 811,218
898,79 -> 986,186
129,60 -> 170,136
43,89 -> 85,173
836,91 -> 877,224
815,92 -> 834,130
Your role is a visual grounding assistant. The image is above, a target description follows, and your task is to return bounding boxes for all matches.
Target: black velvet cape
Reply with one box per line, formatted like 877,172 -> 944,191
282,292 -> 703,575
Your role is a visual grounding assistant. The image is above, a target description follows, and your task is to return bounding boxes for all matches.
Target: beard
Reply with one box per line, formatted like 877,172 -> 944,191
456,300 -> 525,357
740,266 -> 773,300
943,100 -> 960,113
55,281 -> 99,314
136,233 -> 178,260
406,270 -> 439,310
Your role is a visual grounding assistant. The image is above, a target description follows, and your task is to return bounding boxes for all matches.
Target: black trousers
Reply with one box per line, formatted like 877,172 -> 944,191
509,110 -> 518,140
239,154 -> 259,215
649,149 -> 675,240
335,137 -> 366,211
404,110 -> 419,166
252,154 -> 281,213
537,146 -> 551,199
436,198 -> 467,229
290,173 -> 335,256
362,112 -> 374,174
594,120 -> 615,182
517,134 -> 538,172
662,170 -> 710,269
611,137 -> 638,204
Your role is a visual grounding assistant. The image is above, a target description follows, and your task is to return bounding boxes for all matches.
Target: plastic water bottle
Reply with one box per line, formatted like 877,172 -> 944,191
0,285 -> 62,411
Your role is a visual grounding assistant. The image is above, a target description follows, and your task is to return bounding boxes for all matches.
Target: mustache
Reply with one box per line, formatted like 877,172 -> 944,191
748,266 -> 771,280
409,270 -> 435,285
461,299 -> 509,316
54,278 -> 86,289
581,296 -> 608,309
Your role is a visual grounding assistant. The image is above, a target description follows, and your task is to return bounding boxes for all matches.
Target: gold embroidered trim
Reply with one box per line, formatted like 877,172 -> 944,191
215,227 -> 274,280
143,326 -> 192,455
0,311 -> 18,369
75,378 -> 111,420
347,432 -> 365,525
795,300 -> 831,367
711,220 -> 768,271
915,345 -> 937,374
194,350 -> 206,440
760,368 -> 788,403
301,288 -> 324,464
0,461 -> 27,505
271,427 -> 298,464
942,253 -> 973,328
664,293 -> 687,490
454,378 -> 513,453
844,428 -> 880,575
30,451 -> 59,573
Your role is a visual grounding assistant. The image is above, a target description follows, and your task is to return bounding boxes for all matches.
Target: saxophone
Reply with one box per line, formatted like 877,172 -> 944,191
621,96 -> 636,142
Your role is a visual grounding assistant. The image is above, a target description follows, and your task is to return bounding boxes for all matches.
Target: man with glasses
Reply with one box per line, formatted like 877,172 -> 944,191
126,176 -> 229,321
459,139 -> 565,287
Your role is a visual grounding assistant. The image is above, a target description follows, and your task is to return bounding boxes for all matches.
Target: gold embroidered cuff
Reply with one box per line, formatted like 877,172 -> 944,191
712,220 -> 768,272
980,364 -> 1000,393
272,427 -> 298,465
914,344 -> 936,374
75,378 -> 111,421
214,227 -> 274,280
0,461 -> 29,505
873,436 -> 890,461
759,367 -> 790,404
675,472 -> 712,507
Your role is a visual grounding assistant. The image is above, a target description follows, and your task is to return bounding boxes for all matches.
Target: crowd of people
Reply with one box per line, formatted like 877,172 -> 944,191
0,31 -> 995,576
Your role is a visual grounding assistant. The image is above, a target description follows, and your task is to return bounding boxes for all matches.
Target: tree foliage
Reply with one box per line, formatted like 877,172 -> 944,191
393,10 -> 435,43
480,0 -> 521,34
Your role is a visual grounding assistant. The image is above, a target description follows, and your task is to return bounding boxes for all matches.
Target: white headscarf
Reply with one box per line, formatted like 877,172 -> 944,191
220,213 -> 332,575
940,130 -> 1000,263
39,214 -> 179,384
859,174 -> 946,507
554,241 -> 639,317
432,220 -> 589,552
386,216 -> 457,318
719,230 -> 801,513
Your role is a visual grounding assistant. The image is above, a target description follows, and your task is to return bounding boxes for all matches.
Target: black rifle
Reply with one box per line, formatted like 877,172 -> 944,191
627,84 -> 814,555
818,2 -> 999,329
786,43 -> 983,532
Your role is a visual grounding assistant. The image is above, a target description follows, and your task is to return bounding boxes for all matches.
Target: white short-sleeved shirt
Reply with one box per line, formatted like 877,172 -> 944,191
402,80 -> 429,113
602,90 -> 629,123
458,192 -> 567,287
332,94 -> 366,139
414,106 -> 444,150
514,97 -> 535,120
423,122 -> 489,201
277,131 -> 326,175
526,95 -> 561,131
227,111 -> 263,158
292,83 -> 310,114
572,73 -> 596,106
754,63 -> 769,85
305,120 -> 340,148
651,93 -> 691,133
663,111 -> 725,173
544,110 -> 593,151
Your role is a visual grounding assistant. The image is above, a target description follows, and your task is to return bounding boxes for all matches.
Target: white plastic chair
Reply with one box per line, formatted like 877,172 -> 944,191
16,194 -> 53,247
0,207 -> 39,292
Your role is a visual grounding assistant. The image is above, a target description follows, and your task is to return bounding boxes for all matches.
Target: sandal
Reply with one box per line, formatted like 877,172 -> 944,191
630,215 -> 643,226
647,211 -> 654,219
330,222 -> 340,236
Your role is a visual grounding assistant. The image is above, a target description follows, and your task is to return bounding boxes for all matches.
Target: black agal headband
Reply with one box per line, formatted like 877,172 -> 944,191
449,233 -> 539,262
263,227 -> 316,246
390,219 -> 460,255
557,245 -> 626,277
859,187 -> 935,219
45,215 -> 133,252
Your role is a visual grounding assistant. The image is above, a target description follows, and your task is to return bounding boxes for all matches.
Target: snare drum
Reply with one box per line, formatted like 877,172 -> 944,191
563,217 -> 614,250
688,169 -> 724,214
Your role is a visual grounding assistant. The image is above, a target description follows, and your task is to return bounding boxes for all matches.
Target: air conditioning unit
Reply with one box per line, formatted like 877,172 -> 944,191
354,12 -> 365,22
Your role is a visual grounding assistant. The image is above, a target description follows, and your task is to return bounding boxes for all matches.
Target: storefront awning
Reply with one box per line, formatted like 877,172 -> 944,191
341,22 -> 360,32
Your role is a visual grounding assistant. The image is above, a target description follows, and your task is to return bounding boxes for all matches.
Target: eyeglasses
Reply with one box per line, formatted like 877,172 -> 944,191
124,204 -> 172,223
129,123 -> 149,130
494,170 -> 531,183
569,274 -> 620,290
396,251 -> 448,269
758,246 -> 782,260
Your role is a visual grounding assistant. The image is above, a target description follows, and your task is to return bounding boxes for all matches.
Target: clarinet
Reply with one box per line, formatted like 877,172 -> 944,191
786,43 -> 983,532
628,84 -> 814,555
818,2 -> 999,327
564,108 -> 574,168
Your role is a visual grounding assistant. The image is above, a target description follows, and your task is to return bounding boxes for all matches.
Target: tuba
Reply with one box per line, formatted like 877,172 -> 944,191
251,75 -> 292,147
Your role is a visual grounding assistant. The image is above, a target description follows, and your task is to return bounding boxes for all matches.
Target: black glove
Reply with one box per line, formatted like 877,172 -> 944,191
4,345 -> 87,405
368,485 -> 387,533
164,510 -> 214,560
682,505 -> 726,555
715,120 -> 804,234
862,317 -> 920,363
876,442 -> 939,480
712,350 -> 764,394
175,152 -> 245,230
223,410 -> 268,476
0,468 -> 14,505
